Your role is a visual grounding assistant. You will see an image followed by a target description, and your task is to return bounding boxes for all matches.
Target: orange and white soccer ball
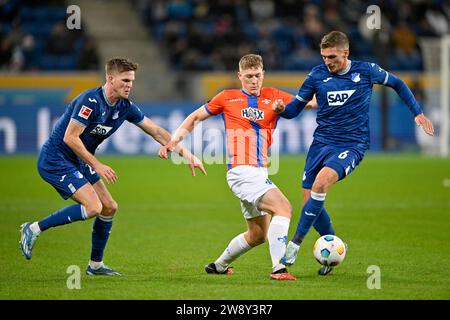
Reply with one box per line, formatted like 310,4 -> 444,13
313,235 -> 347,267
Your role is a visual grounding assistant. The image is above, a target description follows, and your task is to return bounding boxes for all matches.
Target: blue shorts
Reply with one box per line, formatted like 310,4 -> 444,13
37,150 -> 101,200
302,140 -> 366,189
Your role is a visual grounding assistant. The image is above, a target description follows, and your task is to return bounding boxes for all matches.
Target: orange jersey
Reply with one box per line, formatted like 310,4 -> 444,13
205,87 -> 293,169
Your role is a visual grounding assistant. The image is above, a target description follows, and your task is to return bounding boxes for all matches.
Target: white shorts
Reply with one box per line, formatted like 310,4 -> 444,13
226,165 -> 278,219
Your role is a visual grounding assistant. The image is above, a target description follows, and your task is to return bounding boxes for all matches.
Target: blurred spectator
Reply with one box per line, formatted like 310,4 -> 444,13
8,17 -> 27,50
256,22 -> 281,69
417,17 -> 439,37
303,4 -> 324,50
0,16 -> 34,71
0,34 -> 13,70
180,48 -> 205,70
143,0 -> 168,27
209,49 -> 227,71
193,0 -> 210,20
392,21 -> 417,57
249,0 -> 274,21
396,2 -> 414,23
323,0 -> 342,31
425,3 -> 449,35
77,37 -> 100,70
340,0 -> 364,24
46,21 -> 76,55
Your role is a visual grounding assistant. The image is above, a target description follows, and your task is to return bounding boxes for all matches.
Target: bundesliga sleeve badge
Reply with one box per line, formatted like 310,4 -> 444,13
78,105 -> 93,119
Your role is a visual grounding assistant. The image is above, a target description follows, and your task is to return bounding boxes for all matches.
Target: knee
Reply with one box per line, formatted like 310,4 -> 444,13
312,178 -> 329,193
276,199 -> 292,219
284,202 -> 292,218
312,168 -> 339,193
248,231 -> 266,246
102,200 -> 118,217
266,198 -> 292,218
84,201 -> 103,218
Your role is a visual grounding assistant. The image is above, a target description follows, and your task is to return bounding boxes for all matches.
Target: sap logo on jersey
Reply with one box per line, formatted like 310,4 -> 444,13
90,124 -> 113,135
327,90 -> 356,106
241,107 -> 264,121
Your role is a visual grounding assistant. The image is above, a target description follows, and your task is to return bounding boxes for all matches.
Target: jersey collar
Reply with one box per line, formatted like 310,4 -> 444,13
240,88 -> 261,97
102,85 -> 117,107
337,60 -> 352,75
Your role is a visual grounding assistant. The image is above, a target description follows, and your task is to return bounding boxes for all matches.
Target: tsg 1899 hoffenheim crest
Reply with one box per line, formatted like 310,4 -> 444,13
351,72 -> 361,82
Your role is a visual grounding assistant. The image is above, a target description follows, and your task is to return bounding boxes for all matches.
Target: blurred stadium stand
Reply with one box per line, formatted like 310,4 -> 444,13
73,0 -> 177,101
134,0 -> 449,72
0,0 -> 97,71
2,1 -> 449,72
1,0 -> 449,94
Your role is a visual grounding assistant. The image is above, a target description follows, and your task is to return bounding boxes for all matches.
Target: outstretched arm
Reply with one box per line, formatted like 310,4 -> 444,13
275,70 -> 316,117
137,117 -> 171,145
137,117 -> 207,176
385,73 -> 434,136
273,95 -> 310,118
158,106 -> 212,158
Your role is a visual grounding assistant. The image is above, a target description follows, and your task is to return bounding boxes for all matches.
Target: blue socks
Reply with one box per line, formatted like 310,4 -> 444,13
36,204 -> 113,263
292,192 -> 328,244
38,204 -> 88,231
90,215 -> 113,263
313,207 -> 335,236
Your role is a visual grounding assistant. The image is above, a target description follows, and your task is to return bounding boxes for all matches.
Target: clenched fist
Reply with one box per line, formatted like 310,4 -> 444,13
272,99 -> 286,114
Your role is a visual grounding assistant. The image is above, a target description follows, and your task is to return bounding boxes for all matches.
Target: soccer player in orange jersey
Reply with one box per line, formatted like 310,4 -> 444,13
160,54 -> 315,280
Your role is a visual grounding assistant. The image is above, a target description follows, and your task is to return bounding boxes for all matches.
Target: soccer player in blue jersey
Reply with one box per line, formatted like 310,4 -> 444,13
19,57 -> 206,276
272,31 -> 434,275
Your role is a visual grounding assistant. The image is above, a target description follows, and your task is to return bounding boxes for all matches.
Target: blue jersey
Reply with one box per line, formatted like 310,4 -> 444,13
42,86 -> 145,163
296,60 -> 389,149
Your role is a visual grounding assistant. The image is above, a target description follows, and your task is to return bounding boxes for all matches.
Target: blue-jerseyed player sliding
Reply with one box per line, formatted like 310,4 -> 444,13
272,31 -> 434,276
19,57 -> 206,275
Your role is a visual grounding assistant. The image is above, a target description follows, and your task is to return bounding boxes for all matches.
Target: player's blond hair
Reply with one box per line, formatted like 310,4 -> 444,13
239,54 -> 263,71
320,31 -> 349,50
105,58 -> 138,74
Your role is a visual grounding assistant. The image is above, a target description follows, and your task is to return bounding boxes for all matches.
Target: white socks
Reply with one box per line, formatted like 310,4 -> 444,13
89,260 -> 104,270
311,191 -> 327,201
215,233 -> 251,272
268,215 -> 290,273
30,222 -> 41,234
214,216 -> 291,273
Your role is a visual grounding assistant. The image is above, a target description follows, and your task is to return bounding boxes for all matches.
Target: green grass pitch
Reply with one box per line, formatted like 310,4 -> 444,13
0,154 -> 449,299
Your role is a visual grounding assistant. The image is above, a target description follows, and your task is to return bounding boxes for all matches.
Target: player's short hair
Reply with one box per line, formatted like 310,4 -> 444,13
320,31 -> 349,50
239,54 -> 263,71
105,58 -> 138,74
